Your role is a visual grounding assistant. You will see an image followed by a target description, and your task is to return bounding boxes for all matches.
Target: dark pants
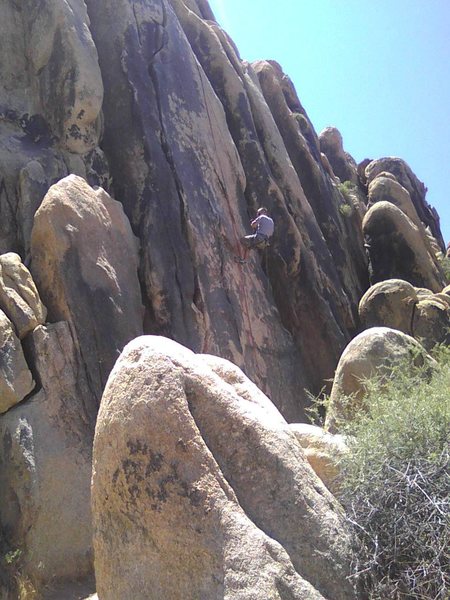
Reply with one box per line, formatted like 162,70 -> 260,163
241,233 -> 268,249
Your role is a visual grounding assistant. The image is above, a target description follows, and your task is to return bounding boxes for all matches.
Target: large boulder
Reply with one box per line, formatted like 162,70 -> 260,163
365,157 -> 444,249
358,279 -> 418,335
92,336 -> 356,600
0,322 -> 95,593
363,201 -> 446,291
0,309 -> 34,414
325,327 -> 431,432
412,298 -> 450,350
368,175 -> 421,226
31,175 -> 143,406
288,423 -> 347,494
0,253 -> 47,339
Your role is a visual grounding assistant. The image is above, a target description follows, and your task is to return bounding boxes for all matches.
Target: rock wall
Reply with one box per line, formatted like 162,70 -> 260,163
0,0 -> 443,419
0,0 -> 447,596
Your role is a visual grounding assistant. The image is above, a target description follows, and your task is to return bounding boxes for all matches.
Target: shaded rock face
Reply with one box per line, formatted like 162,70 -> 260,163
85,0 -> 370,412
0,323 -> 94,591
31,175 -> 143,406
363,201 -> 446,291
365,158 -> 444,250
0,309 -> 34,413
412,298 -> 450,350
93,336 -> 356,600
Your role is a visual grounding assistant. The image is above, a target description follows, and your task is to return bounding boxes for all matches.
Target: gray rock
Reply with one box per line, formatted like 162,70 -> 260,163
0,309 -> 34,414
31,175 -> 143,406
0,322 -> 95,592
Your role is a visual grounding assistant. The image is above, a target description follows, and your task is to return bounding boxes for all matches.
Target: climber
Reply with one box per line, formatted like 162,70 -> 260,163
237,207 -> 274,263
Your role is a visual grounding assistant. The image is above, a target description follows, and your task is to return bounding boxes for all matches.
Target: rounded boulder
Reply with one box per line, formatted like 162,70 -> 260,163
325,327 -> 431,432
358,279 -> 418,335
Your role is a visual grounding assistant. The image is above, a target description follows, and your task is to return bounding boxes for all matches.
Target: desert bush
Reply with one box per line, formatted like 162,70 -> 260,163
438,256 -> 450,284
338,348 -> 450,599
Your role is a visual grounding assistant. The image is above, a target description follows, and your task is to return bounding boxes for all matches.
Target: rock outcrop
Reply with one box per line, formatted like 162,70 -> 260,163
0,253 -> 46,339
319,127 -> 359,184
363,201 -> 446,291
93,336 -> 356,600
412,298 -> 450,350
0,1 -> 447,596
0,310 -> 34,413
30,175 -> 143,407
365,157 -> 444,250
0,0 -> 443,422
0,322 -> 95,593
359,279 -> 418,335
325,327 -> 433,432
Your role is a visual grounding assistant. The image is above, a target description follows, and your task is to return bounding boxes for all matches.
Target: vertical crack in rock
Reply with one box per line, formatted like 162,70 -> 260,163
146,2 -> 203,345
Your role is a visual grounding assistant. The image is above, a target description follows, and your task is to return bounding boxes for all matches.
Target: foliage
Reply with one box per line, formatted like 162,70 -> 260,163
339,202 -> 353,218
338,348 -> 450,599
438,256 -> 450,284
338,180 -> 358,217
293,112 -> 309,134
338,180 -> 358,200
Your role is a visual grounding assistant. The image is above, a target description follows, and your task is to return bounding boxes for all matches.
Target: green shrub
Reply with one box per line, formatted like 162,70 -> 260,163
337,181 -> 358,217
338,203 -> 353,218
438,256 -> 450,284
338,180 -> 358,201
338,348 -> 450,599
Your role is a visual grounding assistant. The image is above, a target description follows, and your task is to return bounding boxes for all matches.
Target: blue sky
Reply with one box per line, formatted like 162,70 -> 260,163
208,0 -> 450,243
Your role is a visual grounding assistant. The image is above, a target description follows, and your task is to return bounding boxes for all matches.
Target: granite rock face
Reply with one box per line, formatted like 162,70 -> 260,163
0,0 -> 109,256
92,336 -> 356,600
319,127 -> 359,184
0,0 -> 444,420
31,175 -> 143,407
358,279 -> 418,335
365,157 -> 444,250
363,201 -> 446,291
0,309 -> 34,413
0,323 -> 95,593
0,253 -> 47,339
0,1 -> 447,596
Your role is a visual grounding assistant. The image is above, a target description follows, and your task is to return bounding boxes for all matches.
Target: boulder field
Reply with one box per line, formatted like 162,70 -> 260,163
0,0 -> 448,597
